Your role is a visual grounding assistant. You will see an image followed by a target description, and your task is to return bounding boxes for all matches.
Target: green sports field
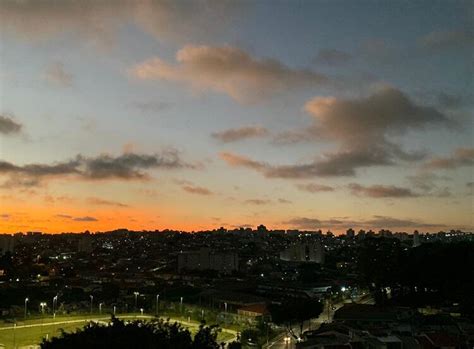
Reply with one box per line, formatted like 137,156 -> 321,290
0,314 -> 236,348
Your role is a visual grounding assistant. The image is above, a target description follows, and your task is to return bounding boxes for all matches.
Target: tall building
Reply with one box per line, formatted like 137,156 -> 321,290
279,242 -> 325,264
0,235 -> 15,255
413,230 -> 421,247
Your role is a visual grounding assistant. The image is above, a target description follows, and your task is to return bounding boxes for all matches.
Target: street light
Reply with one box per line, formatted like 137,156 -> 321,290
224,302 -> 228,322
180,297 -> 183,314
140,308 -> 144,316
53,295 -> 58,316
40,302 -> 47,314
24,298 -> 29,319
134,292 -> 139,310
156,294 -> 160,316
89,295 -> 93,314
99,303 -> 103,315
113,306 -> 116,316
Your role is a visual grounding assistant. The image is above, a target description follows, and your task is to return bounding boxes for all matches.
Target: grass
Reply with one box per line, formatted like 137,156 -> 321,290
0,314 -> 236,348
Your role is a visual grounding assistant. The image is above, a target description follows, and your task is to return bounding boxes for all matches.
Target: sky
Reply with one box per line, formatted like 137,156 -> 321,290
0,0 -> 472,234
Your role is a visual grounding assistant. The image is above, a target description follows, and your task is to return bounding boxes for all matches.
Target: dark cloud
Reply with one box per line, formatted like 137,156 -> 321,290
407,172 -> 452,197
0,114 -> 22,135
87,197 -> 129,207
55,214 -> 97,222
424,148 -> 474,170
313,48 -> 352,66
296,183 -> 334,193
182,185 -> 213,195
467,182 -> 474,188
244,199 -> 271,205
278,198 -> 292,204
222,87 -> 450,178
348,183 -> 418,198
0,150 -> 190,187
55,214 -> 73,219
212,126 -> 268,143
73,216 -> 98,222
284,215 -> 445,230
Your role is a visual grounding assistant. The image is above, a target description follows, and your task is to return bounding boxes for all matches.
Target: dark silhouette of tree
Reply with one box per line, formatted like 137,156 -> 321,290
269,299 -> 323,339
41,317 -> 222,349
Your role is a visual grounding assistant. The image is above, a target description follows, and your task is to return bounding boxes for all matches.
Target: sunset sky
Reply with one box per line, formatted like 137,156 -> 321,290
0,0 -> 472,233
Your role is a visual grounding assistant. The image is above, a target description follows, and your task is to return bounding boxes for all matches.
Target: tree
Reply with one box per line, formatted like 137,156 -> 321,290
269,299 -> 323,339
41,317 -> 222,349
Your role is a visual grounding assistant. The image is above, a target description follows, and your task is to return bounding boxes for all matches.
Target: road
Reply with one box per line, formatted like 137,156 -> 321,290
264,294 -> 374,349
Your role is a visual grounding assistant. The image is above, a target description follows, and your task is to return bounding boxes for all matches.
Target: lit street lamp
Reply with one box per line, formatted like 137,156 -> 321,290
89,295 -> 93,314
134,292 -> 139,310
140,308 -> 144,316
24,298 -> 29,319
113,306 -> 116,316
40,302 -> 47,314
156,294 -> 160,316
53,295 -> 58,316
180,297 -> 183,314
99,303 -> 103,315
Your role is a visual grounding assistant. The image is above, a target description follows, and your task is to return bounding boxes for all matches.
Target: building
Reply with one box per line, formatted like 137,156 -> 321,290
0,235 -> 15,255
178,248 -> 238,273
280,242 -> 325,264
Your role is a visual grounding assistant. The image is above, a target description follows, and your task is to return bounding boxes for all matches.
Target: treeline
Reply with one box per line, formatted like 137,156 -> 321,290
357,238 -> 474,316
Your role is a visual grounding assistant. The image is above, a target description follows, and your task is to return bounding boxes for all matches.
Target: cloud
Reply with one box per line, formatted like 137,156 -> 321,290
348,183 -> 418,198
222,87 -> 450,178
44,62 -> 73,87
1,214 -> 10,220
87,197 -> 129,207
0,0 -> 241,47
419,29 -> 474,51
313,48 -> 352,66
244,199 -> 271,205
212,126 -> 269,143
0,150 -> 190,187
130,45 -> 328,103
284,215 -> 445,230
424,148 -> 474,170
56,214 -> 98,222
278,198 -> 292,204
182,185 -> 213,195
407,172 -> 453,197
73,216 -> 98,222
467,182 -> 474,188
296,183 -> 334,193
0,114 -> 22,135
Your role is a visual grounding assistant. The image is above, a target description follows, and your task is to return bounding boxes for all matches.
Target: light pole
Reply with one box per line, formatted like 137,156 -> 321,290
99,303 -> 103,315
224,302 -> 228,322
90,295 -> 93,314
53,295 -> 58,317
24,298 -> 29,319
140,308 -> 144,316
40,302 -> 46,314
180,297 -> 183,315
134,292 -> 139,310
113,306 -> 116,316
156,294 -> 160,316
201,309 -> 204,321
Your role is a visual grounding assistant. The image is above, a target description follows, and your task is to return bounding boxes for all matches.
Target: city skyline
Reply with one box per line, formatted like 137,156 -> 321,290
1,0 -> 473,233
